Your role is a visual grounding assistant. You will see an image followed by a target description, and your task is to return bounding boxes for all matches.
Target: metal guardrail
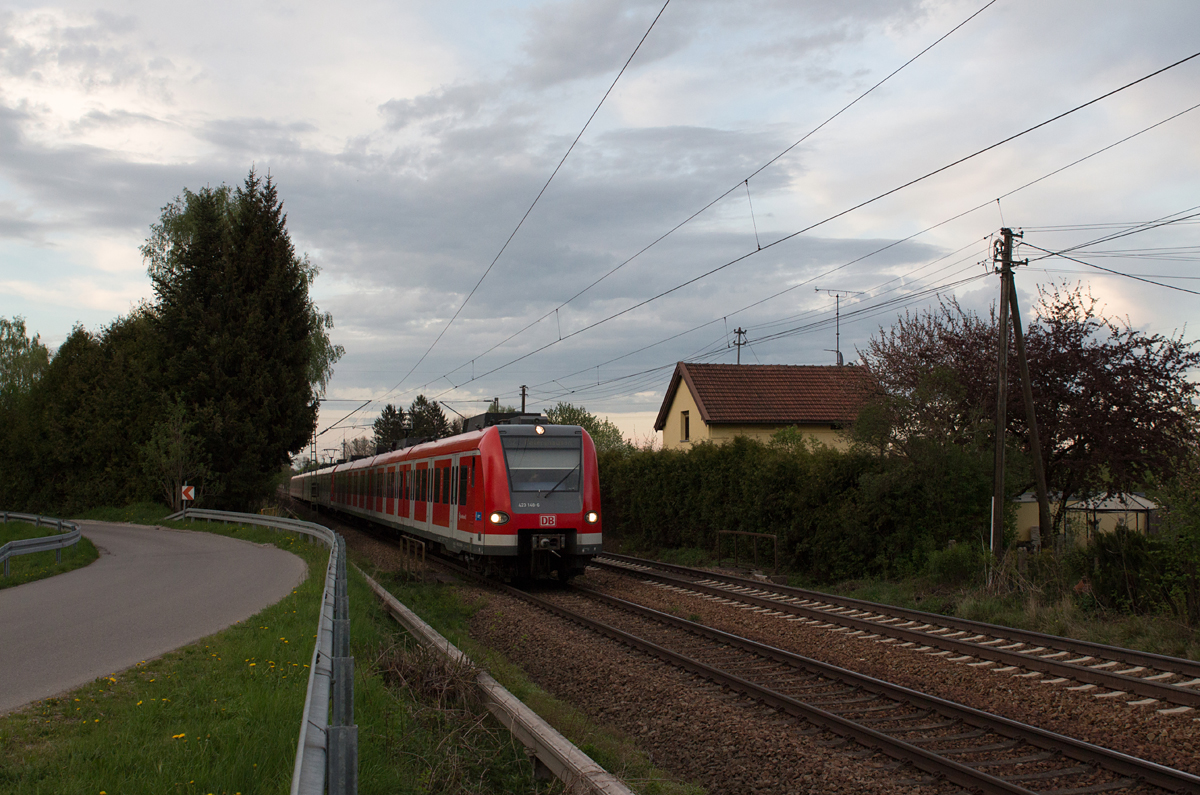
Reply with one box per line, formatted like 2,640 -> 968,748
361,568 -> 636,795
0,512 -> 83,577
166,508 -> 357,795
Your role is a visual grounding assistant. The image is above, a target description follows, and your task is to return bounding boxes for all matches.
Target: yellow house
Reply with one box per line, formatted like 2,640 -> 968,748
653,362 -> 870,451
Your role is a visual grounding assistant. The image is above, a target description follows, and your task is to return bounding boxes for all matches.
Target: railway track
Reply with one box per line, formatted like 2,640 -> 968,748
482,575 -> 1200,794
594,553 -> 1200,714
298,509 -> 1200,791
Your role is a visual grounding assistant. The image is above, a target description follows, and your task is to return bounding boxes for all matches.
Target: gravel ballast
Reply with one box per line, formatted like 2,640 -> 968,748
580,568 -> 1200,776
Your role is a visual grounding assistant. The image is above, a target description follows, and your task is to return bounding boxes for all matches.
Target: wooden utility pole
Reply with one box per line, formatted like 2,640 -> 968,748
991,232 -> 1012,564
992,228 -> 1053,562
733,328 -> 747,364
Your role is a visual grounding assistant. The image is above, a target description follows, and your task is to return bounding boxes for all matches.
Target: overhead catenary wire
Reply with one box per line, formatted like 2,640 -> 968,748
415,0 -> 1001,395
422,48 -> 1200,402
317,0 -> 672,438
437,92 -> 1200,414
323,40 -> 1200,434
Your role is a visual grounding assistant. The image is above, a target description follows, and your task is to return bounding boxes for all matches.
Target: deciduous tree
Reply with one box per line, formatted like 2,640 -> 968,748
544,401 -> 632,453
860,284 -> 1200,534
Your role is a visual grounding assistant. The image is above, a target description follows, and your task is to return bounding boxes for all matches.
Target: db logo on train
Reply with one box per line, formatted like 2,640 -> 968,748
539,515 -> 557,527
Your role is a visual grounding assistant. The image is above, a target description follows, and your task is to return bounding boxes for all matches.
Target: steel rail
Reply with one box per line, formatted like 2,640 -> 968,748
600,552 -> 1200,680
445,570 -> 1026,793
568,584 -> 1200,795
595,556 -> 1200,709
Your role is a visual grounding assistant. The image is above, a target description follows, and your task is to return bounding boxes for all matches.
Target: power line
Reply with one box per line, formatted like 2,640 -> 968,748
425,49 -> 1200,398
493,96 -> 1200,408
433,91 -> 1200,413
1021,241 -> 1200,297
317,0 -> 672,439
415,0 -> 1001,395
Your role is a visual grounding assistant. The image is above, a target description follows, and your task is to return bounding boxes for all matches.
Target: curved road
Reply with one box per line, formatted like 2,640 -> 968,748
0,521 -> 308,714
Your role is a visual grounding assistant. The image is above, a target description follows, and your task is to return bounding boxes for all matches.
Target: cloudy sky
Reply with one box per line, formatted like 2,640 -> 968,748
3,0 -> 1199,454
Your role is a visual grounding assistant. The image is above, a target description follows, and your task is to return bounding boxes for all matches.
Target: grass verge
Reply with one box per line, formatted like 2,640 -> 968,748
0,512 -> 562,794
365,568 -> 704,795
0,520 -> 99,590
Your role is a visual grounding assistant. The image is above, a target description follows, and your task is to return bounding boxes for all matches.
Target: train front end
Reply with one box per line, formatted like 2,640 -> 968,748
481,422 -> 602,581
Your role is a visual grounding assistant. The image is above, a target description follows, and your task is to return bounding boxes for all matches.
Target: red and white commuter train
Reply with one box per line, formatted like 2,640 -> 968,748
290,418 -> 602,580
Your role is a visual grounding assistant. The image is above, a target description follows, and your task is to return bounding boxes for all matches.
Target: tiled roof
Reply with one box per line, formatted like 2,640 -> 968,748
654,362 -> 871,430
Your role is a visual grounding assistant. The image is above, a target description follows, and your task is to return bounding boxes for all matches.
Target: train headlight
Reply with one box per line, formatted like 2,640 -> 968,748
535,425 -> 545,435
489,511 -> 510,525
585,511 -> 599,524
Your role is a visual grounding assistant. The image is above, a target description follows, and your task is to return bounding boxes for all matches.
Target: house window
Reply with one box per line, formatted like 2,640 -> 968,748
681,410 -> 690,442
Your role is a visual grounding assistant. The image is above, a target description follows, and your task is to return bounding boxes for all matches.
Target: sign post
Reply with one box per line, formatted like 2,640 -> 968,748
181,484 -> 195,510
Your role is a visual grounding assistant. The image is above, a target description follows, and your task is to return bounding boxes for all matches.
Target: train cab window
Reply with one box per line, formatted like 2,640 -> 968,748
502,435 -> 581,492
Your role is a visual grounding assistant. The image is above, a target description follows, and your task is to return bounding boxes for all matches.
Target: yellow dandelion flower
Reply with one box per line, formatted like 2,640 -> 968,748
172,733 -> 185,739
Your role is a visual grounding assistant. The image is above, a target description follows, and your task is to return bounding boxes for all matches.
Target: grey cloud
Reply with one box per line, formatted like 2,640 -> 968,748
380,83 -> 495,131
0,103 -> 231,236
199,117 -> 319,158
0,9 -> 175,96
70,108 -> 164,133
514,0 -> 689,88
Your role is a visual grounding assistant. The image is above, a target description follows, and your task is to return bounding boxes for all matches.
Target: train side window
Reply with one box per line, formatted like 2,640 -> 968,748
458,466 -> 468,505
442,465 -> 451,504
470,457 -> 476,487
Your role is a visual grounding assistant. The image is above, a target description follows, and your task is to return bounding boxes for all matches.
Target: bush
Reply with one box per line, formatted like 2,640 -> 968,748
925,542 -> 986,588
598,434 -> 993,584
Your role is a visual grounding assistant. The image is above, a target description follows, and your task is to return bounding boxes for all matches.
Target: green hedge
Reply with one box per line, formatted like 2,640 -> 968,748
598,435 -> 995,583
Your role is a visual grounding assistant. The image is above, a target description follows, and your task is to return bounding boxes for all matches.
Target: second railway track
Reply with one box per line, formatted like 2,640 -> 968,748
499,575 -> 1200,794
594,553 -> 1200,714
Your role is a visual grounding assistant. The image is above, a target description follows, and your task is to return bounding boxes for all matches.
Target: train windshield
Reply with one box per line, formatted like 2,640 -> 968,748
502,436 -> 581,493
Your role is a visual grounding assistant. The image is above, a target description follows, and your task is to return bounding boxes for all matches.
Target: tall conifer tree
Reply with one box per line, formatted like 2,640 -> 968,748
144,170 -> 343,509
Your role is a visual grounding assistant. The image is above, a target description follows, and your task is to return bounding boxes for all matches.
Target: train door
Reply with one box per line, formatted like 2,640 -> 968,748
431,458 -> 449,529
413,461 -> 428,525
400,465 -> 410,519
458,455 -> 477,543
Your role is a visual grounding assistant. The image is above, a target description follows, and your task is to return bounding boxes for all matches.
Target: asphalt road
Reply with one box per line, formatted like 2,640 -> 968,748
0,521 -> 308,714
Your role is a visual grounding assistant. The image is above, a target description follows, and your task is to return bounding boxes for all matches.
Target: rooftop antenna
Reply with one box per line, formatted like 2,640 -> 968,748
815,288 -> 864,365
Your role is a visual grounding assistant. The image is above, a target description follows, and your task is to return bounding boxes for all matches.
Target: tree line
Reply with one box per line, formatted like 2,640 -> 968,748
312,399 -> 634,467
0,171 -> 342,513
